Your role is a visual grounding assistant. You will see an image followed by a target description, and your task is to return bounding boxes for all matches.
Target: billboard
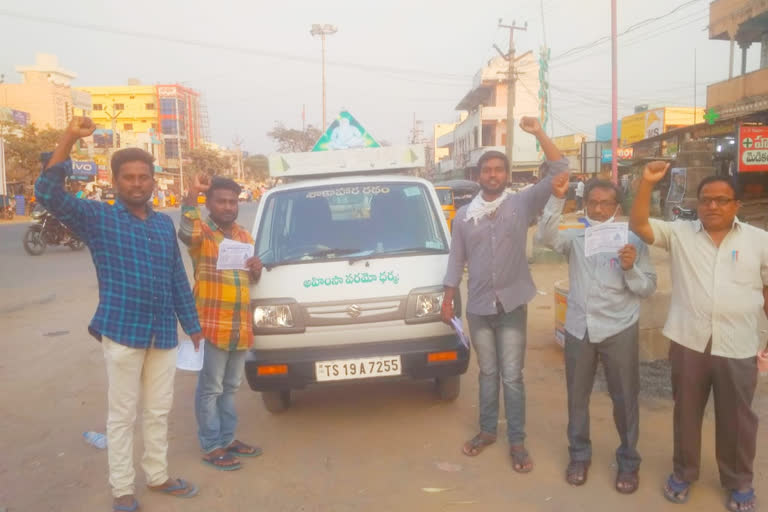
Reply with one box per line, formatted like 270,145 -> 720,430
738,125 -> 768,173
312,111 -> 381,152
72,161 -> 97,176
621,108 -> 665,146
71,90 -> 93,111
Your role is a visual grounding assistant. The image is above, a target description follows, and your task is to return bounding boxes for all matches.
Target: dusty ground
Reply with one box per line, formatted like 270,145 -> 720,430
2,250 -> 768,512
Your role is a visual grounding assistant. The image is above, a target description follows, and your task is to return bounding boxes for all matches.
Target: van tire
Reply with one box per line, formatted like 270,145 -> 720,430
436,376 -> 460,401
262,390 -> 291,413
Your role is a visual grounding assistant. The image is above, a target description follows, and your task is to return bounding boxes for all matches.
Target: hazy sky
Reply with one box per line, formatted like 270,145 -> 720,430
0,0 -> 762,154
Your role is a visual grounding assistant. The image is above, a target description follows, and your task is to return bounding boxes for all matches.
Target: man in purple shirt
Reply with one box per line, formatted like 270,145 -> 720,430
442,117 -> 568,473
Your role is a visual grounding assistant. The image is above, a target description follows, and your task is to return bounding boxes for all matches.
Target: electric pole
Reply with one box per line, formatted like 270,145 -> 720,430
310,24 -> 338,130
497,19 -> 527,167
233,136 -> 244,180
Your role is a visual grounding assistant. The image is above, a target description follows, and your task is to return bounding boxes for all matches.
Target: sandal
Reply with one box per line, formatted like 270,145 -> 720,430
226,440 -> 263,458
202,450 -> 241,471
616,470 -> 639,494
663,474 -> 690,504
113,498 -> 139,512
462,432 -> 496,456
510,445 -> 533,473
566,460 -> 590,486
148,478 -> 199,498
727,488 -> 757,512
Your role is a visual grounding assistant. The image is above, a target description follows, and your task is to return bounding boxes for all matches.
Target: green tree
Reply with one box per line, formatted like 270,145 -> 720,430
243,154 -> 269,181
185,147 -> 231,178
267,122 -> 322,153
1,122 -> 64,185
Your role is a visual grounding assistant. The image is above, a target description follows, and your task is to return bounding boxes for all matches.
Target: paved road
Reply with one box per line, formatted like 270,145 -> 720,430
0,202 -> 260,312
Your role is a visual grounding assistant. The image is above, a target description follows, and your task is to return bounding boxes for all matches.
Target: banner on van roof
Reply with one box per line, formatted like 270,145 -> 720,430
312,111 -> 381,152
268,144 -> 425,178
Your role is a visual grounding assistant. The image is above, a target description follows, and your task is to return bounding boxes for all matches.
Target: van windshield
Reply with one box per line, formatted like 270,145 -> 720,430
256,182 -> 448,267
435,188 -> 453,206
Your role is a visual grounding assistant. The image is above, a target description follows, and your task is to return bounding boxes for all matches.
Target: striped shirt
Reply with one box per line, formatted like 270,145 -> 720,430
178,206 -> 254,351
34,160 -> 201,349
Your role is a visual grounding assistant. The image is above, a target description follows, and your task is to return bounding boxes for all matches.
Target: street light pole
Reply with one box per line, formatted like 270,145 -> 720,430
311,24 -> 337,130
175,93 -> 184,197
611,0 -> 619,184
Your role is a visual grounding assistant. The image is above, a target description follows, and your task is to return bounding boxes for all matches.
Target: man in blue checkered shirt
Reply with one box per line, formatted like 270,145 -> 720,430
35,117 -> 204,511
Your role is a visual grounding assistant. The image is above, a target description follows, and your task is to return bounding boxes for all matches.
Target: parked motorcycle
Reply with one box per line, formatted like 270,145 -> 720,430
0,197 -> 15,220
671,205 -> 698,221
23,205 -> 85,255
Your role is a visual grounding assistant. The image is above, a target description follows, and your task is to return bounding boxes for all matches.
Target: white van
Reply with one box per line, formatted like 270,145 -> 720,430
246,145 -> 469,412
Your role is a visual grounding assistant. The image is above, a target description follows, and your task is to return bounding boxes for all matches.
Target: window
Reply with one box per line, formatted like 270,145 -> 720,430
161,119 -> 177,134
145,103 -> 155,110
151,123 -> 158,130
159,98 -> 176,115
93,104 -> 103,111
113,103 -> 125,110
129,96 -> 135,99
255,183 -> 447,267
123,123 -> 133,131
165,139 -> 179,159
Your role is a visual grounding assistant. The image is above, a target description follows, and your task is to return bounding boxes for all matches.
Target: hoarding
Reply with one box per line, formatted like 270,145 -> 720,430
738,125 -> 768,173
72,161 -> 97,176
71,90 -> 93,112
621,108 -> 665,146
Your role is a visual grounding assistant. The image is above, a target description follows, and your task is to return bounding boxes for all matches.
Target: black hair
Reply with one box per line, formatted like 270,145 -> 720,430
111,148 -> 155,178
696,175 -> 741,200
206,177 -> 241,200
584,179 -> 623,204
477,150 -> 509,173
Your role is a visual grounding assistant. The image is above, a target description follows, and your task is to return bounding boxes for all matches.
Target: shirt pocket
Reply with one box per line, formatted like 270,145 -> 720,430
596,256 -> 625,290
724,249 -> 760,288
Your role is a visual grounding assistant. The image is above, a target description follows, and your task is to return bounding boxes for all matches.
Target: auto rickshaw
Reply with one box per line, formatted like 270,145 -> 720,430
434,180 -> 480,232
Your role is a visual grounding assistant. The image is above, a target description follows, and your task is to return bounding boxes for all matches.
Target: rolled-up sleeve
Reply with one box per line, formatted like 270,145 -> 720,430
648,218 -> 674,251
444,217 -> 466,288
535,196 -> 572,256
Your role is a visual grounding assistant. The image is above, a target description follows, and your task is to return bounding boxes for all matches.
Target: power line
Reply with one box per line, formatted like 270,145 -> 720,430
0,8 -> 472,82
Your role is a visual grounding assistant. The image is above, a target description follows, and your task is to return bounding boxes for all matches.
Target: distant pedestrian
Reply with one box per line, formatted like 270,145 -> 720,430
35,117 -> 203,512
630,162 -> 768,512
442,116 -> 569,473
537,178 -> 656,493
575,178 -> 585,211
179,174 -> 264,472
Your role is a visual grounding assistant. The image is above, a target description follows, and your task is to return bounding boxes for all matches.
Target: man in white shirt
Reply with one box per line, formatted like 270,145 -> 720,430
630,162 -> 768,512
575,178 -> 585,211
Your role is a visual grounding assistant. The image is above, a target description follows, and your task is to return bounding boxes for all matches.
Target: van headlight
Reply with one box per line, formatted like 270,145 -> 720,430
253,305 -> 295,328
406,287 -> 445,324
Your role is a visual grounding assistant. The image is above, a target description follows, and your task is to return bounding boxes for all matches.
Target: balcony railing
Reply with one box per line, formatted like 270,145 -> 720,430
707,67 -> 768,116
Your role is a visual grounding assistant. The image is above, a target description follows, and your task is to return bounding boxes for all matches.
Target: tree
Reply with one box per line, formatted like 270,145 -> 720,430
1,122 -> 64,185
267,122 -> 322,153
185,147 -> 232,178
243,154 -> 269,181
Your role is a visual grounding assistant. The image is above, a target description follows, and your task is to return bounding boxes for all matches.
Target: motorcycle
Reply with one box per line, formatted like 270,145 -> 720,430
23,205 -> 86,255
0,197 -> 15,220
671,205 -> 698,221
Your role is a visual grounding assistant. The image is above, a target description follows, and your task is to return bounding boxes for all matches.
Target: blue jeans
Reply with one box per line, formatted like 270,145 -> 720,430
467,305 -> 527,444
195,341 -> 247,454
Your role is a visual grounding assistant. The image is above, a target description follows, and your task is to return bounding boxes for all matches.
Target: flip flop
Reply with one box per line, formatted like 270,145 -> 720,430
566,460 -> 590,486
226,440 -> 263,458
616,470 -> 639,494
202,451 -> 242,471
663,474 -> 690,504
462,433 -> 497,457
510,446 -> 534,473
113,498 -> 139,512
149,478 -> 199,498
727,488 -> 756,512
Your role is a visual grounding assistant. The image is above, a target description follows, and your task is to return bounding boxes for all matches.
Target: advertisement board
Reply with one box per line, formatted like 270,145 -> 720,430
620,108 -> 665,146
72,161 -> 97,176
738,125 -> 768,173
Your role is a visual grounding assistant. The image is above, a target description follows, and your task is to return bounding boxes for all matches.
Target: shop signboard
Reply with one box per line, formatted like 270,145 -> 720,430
738,125 -> 768,173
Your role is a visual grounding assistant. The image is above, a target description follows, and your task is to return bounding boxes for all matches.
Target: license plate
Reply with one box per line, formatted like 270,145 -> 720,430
315,355 -> 402,382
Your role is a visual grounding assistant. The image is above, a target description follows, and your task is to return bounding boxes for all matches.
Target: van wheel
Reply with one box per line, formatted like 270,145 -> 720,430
262,390 -> 291,413
435,376 -> 460,401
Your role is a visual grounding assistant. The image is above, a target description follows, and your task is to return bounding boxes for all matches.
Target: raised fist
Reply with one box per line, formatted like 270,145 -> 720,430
642,161 -> 670,184
519,117 -> 542,135
66,117 -> 96,139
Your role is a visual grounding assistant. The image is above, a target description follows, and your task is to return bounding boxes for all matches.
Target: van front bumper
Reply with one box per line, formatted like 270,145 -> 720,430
244,334 -> 469,391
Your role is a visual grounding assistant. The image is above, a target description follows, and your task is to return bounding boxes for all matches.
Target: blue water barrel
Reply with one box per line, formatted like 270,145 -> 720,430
15,195 -> 25,216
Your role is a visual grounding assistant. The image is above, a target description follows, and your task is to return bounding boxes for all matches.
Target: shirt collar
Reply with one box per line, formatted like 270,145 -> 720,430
114,198 -> 155,219
205,216 -> 243,238
694,217 -> 742,233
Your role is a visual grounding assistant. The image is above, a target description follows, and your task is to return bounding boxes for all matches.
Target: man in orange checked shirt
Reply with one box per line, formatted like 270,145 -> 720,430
179,174 -> 263,471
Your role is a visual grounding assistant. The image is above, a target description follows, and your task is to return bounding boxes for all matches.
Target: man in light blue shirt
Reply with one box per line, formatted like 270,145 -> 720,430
536,179 -> 656,494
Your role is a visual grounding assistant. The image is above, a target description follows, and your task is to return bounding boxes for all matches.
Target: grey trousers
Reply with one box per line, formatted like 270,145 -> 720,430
565,323 -> 641,472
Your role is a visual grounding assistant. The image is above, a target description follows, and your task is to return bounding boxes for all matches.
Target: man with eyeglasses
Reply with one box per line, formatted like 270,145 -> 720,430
630,162 -> 768,512
536,179 -> 656,494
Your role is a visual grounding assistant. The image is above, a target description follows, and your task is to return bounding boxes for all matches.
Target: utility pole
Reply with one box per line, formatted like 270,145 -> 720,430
233,136 -> 244,180
310,24 -> 338,130
693,48 -> 698,125
610,0 -> 619,184
497,19 -> 527,167
174,93 -> 185,197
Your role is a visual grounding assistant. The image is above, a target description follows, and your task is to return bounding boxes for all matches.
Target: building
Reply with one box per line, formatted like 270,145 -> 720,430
0,54 -> 90,130
433,122 -> 458,164
552,133 -> 588,173
156,84 -> 204,176
620,107 -> 704,147
435,52 -> 541,180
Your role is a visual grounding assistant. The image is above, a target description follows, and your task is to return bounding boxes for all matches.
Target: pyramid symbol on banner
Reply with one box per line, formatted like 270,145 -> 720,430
312,111 -> 381,152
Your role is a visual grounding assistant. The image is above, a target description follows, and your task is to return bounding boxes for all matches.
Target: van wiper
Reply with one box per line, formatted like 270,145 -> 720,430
387,246 -> 448,254
306,248 -> 363,258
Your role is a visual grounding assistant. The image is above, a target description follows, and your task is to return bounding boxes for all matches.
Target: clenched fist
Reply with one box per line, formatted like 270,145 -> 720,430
65,117 -> 96,140
551,172 -> 570,199
519,117 -> 543,135
642,161 -> 670,184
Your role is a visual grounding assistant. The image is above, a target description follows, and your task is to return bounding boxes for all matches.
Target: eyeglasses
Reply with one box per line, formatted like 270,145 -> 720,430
586,200 -> 617,209
697,197 -> 736,207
